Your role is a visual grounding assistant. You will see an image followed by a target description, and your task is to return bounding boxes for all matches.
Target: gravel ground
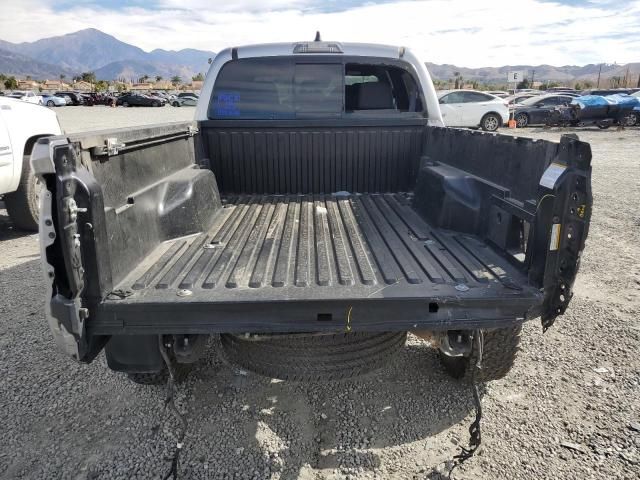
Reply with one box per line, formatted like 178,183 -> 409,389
0,110 -> 638,479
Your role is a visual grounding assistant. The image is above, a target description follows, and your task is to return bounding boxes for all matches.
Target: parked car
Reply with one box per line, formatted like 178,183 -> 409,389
580,88 -> 636,96
546,87 -> 577,93
54,91 -> 84,105
0,96 -> 61,230
566,94 -> 639,128
553,92 -> 580,97
512,94 -> 575,127
437,90 -> 509,131
171,95 -> 198,107
509,88 -> 542,95
612,91 -> 640,126
32,40 -> 591,393
81,92 -> 115,106
58,94 -> 73,104
505,93 -> 536,105
41,94 -> 67,107
150,91 -> 172,101
631,91 -> 640,126
116,93 -> 165,107
81,93 -> 96,105
8,91 -> 43,105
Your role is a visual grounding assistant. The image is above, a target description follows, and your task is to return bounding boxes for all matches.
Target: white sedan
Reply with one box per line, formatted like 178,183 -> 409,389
41,94 -> 67,107
8,90 -> 44,105
437,90 -> 510,131
171,95 -> 198,107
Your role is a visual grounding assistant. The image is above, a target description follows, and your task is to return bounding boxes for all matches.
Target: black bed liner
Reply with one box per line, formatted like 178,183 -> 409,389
95,193 -> 541,334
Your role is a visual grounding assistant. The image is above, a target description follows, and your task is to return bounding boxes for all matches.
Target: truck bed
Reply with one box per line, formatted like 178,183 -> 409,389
95,193 -> 541,335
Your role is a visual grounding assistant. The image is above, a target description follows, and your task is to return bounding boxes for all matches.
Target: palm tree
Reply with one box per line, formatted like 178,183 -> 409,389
80,71 -> 97,84
171,75 -> 182,86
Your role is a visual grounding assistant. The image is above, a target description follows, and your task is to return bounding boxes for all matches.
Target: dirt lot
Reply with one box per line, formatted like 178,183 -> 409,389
0,108 -> 638,479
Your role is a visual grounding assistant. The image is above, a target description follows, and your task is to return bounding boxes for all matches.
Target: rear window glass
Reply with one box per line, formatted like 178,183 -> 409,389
209,57 -> 423,119
462,92 -> 493,102
211,58 -> 293,119
294,64 -> 343,116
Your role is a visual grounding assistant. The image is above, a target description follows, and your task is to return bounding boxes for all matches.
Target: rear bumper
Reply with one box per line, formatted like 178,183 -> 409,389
499,109 -> 510,124
92,295 -> 540,336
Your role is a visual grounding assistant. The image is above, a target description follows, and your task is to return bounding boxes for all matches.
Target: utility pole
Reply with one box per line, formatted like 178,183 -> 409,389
531,69 -> 535,88
624,66 -> 629,87
596,63 -> 602,88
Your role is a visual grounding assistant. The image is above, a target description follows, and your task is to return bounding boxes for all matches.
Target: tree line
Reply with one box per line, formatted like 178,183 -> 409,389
1,71 -> 206,91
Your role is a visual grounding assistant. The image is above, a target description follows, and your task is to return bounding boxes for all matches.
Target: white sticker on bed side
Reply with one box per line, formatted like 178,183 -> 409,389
540,163 -> 567,190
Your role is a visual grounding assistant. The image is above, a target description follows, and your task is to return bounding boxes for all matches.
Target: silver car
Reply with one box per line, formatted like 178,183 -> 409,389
171,95 -> 198,107
41,94 -> 67,107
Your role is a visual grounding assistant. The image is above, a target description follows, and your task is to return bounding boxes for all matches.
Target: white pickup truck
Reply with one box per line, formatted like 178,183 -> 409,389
8,91 -> 44,105
1,97 -> 62,230
32,39 -> 592,388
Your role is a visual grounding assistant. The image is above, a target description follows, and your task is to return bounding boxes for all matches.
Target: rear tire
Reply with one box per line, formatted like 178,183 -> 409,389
622,113 -> 637,127
480,113 -> 501,131
221,331 -> 407,382
47,100 -> 55,107
439,326 -> 522,382
515,112 -> 529,128
4,156 -> 40,231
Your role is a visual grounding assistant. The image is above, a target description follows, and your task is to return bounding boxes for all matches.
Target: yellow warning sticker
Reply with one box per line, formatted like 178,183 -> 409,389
550,223 -> 561,251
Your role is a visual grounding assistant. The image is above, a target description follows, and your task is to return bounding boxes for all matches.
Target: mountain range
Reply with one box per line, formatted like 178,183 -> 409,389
0,28 -> 638,86
425,62 -> 640,86
0,29 -> 215,81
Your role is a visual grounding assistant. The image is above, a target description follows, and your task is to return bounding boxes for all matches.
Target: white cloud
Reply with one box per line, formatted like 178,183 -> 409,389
0,0 -> 638,67
157,0 -> 310,12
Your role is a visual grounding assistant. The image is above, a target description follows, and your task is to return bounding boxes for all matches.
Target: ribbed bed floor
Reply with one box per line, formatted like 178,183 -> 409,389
107,193 -> 533,305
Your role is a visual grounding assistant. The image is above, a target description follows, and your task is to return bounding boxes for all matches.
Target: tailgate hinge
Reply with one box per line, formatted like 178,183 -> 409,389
94,137 -> 126,156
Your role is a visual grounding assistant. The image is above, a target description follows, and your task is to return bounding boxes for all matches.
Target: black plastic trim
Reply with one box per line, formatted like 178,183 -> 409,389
92,297 -> 533,335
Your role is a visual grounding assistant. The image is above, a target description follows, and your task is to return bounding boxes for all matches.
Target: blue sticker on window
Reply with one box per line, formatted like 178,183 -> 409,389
214,91 -> 240,117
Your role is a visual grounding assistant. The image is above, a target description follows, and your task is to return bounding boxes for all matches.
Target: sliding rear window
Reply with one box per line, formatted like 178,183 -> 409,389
210,58 -> 342,119
209,56 -> 423,119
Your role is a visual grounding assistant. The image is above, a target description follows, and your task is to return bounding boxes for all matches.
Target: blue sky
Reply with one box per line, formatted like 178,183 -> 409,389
1,0 -> 638,67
